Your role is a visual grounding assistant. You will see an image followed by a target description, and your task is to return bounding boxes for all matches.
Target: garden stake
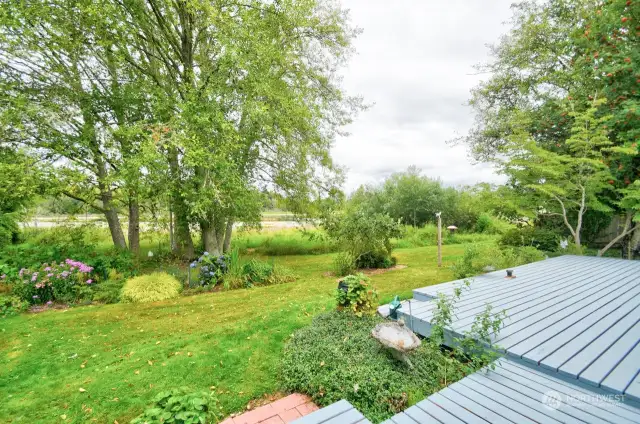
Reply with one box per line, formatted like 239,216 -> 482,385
409,299 -> 414,332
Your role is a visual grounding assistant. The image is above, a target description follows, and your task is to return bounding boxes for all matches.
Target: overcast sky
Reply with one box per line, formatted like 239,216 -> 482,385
333,0 -> 515,192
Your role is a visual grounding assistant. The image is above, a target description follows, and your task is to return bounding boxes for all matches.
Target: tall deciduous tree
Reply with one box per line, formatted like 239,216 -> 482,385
501,102 -> 613,249
108,0 -> 361,256
1,0 -> 361,257
460,0 -> 639,250
0,0 -> 156,252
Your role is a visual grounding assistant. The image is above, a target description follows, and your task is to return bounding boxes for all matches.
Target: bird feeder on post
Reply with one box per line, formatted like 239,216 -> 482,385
436,212 -> 442,267
447,225 -> 458,234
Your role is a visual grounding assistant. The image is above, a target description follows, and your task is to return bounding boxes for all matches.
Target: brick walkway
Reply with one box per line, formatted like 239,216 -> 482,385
221,394 -> 319,424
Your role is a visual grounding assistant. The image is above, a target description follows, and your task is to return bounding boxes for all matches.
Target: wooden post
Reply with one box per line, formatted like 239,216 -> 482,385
169,202 -> 175,251
436,212 -> 442,267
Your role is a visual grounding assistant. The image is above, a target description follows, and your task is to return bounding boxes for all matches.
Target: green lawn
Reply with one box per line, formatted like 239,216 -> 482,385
0,245 -> 465,424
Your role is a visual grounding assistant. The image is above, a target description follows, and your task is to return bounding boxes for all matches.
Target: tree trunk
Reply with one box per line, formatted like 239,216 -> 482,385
172,197 -> 194,258
101,192 -> 127,249
169,203 -> 175,251
598,212 -> 638,257
168,147 -> 194,259
223,219 -> 233,253
200,219 -> 221,255
128,196 -> 140,255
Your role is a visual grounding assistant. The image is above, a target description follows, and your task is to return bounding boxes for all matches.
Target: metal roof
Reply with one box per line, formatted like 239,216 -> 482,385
291,399 -> 371,424
398,255 -> 640,401
382,357 -> 640,424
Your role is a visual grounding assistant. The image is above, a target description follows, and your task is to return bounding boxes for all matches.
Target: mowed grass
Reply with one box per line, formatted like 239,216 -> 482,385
0,244 -> 466,424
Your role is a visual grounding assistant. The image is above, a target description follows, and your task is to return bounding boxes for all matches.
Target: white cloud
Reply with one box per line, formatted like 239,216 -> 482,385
334,0 -> 514,192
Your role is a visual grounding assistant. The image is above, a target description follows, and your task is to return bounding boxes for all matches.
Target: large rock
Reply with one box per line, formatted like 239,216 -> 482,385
371,321 -> 421,367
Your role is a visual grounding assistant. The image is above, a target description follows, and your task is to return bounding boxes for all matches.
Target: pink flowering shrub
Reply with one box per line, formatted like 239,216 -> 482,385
13,259 -> 95,304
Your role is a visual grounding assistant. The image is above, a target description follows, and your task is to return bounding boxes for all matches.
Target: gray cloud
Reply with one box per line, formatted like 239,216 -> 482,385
333,0 -> 514,192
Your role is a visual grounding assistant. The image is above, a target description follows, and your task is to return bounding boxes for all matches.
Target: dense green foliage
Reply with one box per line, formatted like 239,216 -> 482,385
0,294 -> 29,317
462,0 -> 640,253
451,244 -> 546,279
280,311 -> 477,423
335,274 -> 378,316
0,0 -> 362,257
121,272 -> 182,303
11,259 -> 95,304
500,227 -> 561,252
0,226 -> 135,280
0,149 -> 42,246
347,167 -> 519,231
130,388 -> 223,424
323,205 -> 401,270
332,251 -> 357,277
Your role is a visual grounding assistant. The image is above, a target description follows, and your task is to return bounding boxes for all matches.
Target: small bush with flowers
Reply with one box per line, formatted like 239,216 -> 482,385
190,251 -> 230,286
12,259 -> 95,304
335,273 -> 379,317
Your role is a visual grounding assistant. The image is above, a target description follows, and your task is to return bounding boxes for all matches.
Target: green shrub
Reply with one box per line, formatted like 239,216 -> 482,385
499,227 -> 559,251
121,272 -> 182,303
1,294 -> 29,317
323,208 -> 401,269
280,311 -> 474,423
332,252 -> 356,277
335,273 -> 378,316
92,279 -> 125,304
191,252 -> 230,286
0,240 -> 135,281
221,257 -> 295,290
354,251 -> 396,269
474,213 -> 493,233
451,244 -> 481,279
130,388 -> 223,424
12,259 -> 95,304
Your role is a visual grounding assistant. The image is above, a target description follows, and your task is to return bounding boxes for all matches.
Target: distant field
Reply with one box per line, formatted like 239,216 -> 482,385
21,211 -> 312,229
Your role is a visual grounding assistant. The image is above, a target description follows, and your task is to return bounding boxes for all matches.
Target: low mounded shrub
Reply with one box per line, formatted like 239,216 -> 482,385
121,272 -> 182,303
191,252 -> 230,286
335,273 -> 378,316
131,387 -> 223,424
1,294 -> 29,317
11,259 -> 95,304
355,251 -> 397,269
280,311 -> 475,423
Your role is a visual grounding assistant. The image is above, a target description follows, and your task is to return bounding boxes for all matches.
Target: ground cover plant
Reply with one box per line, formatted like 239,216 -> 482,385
280,311 -> 477,423
281,277 -> 506,423
130,387 -> 224,424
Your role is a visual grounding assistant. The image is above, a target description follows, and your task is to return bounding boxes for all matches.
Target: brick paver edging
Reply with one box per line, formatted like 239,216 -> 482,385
221,393 -> 319,424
